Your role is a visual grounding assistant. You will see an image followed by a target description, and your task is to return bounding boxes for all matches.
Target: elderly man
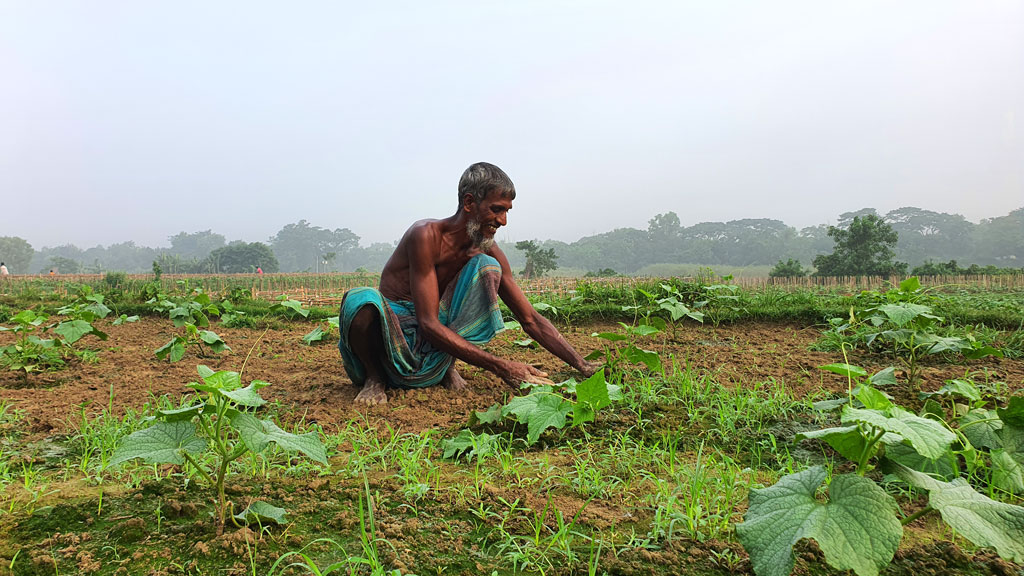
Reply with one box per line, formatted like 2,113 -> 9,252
339,162 -> 597,405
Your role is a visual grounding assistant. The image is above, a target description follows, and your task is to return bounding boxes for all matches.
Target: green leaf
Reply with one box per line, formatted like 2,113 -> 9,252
854,385 -> 893,411
195,368 -> 241,392
991,449 -> 1024,494
503,390 -> 573,445
868,367 -> 897,387
884,443 -> 959,481
877,303 -> 932,327
442,429 -> 496,462
302,326 -> 326,345
998,397 -> 1024,428
234,501 -> 288,526
622,345 -> 661,372
820,363 -> 868,379
107,421 -> 207,468
468,403 -> 503,426
959,409 -> 1002,451
221,381 -> 269,407
503,320 -> 522,330
888,462 -> 1024,562
593,332 -> 628,342
898,277 -> 921,293
935,379 -> 982,402
199,330 -> 229,353
573,369 -> 610,427
53,320 -> 95,345
230,412 -> 327,464
155,337 -> 186,362
630,324 -> 661,337
797,425 -> 883,463
841,406 -> 956,460
736,466 -> 901,576
963,344 -> 1002,360
156,402 -> 208,422
513,338 -> 537,348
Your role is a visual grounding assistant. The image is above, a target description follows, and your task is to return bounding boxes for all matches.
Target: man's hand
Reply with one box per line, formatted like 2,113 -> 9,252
577,360 -> 602,379
499,360 -> 555,387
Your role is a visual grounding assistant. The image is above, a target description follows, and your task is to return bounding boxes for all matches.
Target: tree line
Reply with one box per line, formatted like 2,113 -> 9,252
0,207 -> 1020,276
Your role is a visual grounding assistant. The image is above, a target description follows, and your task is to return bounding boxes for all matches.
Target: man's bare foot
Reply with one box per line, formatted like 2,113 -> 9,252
354,377 -> 387,406
441,365 -> 468,392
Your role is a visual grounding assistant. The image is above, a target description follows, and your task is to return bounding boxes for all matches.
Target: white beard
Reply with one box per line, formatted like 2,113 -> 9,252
466,219 -> 495,251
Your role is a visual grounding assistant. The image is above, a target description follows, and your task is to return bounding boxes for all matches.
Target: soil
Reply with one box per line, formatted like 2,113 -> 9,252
1,317 -> 1023,576
2,318 -> 1021,439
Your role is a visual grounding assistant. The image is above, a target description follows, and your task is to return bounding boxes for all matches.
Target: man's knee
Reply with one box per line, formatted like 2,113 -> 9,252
350,305 -> 381,336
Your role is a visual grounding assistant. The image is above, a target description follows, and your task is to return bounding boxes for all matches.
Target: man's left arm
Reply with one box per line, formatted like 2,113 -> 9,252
490,246 -> 599,377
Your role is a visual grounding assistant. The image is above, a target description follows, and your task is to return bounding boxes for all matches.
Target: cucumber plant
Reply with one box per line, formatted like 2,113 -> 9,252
107,365 -> 328,534
0,309 -> 65,376
444,369 -> 620,459
151,287 -> 229,362
736,364 -> 1024,576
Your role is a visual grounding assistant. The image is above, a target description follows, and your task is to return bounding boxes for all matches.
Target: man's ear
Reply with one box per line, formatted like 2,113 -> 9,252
461,193 -> 476,212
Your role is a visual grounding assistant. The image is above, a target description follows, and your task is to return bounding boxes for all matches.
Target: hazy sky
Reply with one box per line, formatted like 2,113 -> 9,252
2,1 -> 1022,250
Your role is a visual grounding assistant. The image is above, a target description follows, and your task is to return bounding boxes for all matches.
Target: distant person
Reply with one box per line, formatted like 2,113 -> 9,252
49,269 -> 55,276
256,266 -> 263,276
0,262 -> 8,276
338,162 -> 598,406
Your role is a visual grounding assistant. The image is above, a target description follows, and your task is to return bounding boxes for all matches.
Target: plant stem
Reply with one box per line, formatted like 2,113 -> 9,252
857,427 -> 886,475
901,506 -> 934,525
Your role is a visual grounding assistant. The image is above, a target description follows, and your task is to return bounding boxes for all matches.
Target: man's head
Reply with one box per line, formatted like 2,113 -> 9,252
459,163 -> 515,251
458,162 -> 516,208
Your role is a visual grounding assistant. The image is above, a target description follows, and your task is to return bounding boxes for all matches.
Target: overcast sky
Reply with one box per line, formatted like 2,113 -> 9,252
2,1 -> 1022,250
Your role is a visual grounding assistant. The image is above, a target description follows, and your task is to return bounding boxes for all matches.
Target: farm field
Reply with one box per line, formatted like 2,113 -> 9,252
0,276 -> 1023,575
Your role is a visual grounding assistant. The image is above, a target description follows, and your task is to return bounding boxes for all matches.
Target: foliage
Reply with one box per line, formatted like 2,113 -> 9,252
769,258 -> 807,278
0,236 -> 34,273
150,285 -> 230,362
516,240 -> 559,279
444,370 -> 620,453
821,278 -> 1002,382
911,259 -> 1023,277
738,363 -> 1024,576
270,219 -> 361,273
271,295 -> 310,319
813,214 -> 908,277
0,309 -> 65,375
303,316 -> 340,345
204,241 -> 280,274
108,365 -> 327,533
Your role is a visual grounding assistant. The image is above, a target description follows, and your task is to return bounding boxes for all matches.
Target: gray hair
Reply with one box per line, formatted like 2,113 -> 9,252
458,162 -> 516,207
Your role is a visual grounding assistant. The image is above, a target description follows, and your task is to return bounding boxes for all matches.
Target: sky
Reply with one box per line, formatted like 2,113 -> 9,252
1,1 -> 1022,250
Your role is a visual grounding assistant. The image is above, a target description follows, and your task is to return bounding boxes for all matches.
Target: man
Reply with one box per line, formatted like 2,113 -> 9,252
0,262 -> 8,276
339,162 -> 597,405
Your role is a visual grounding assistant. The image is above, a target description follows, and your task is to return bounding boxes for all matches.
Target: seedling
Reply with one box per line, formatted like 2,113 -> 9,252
107,365 -> 327,534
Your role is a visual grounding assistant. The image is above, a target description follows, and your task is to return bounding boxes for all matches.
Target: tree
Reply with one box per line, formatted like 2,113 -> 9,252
203,242 -> 279,274
168,230 -> 226,260
812,215 -> 907,277
270,220 -> 361,272
0,236 -> 34,274
769,259 -> 807,278
515,240 -> 558,278
48,256 -> 82,274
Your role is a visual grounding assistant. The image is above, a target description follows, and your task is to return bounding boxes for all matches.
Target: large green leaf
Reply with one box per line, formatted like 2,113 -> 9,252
302,326 -> 326,345
877,303 -> 932,327
884,443 -> 959,481
797,426 -> 877,463
735,466 -> 902,576
959,409 -> 1003,451
157,402 -> 209,422
572,369 -> 610,426
622,345 -> 661,372
820,363 -> 868,379
991,449 -> 1024,494
107,421 -> 207,468
841,406 -> 955,460
503,389 -> 573,445
230,412 -> 327,464
889,462 -> 1024,562
155,337 -> 186,362
935,379 -> 982,402
468,403 -> 503,426
53,320 -> 99,345
998,397 -> 1024,428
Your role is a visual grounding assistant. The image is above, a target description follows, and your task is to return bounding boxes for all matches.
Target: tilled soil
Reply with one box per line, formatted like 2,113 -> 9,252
1,318 -> 1022,439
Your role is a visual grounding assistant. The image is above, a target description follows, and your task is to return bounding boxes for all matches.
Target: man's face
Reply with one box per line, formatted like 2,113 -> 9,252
466,191 -> 512,250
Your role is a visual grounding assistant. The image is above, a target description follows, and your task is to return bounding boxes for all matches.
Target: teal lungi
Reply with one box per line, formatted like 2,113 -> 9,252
338,254 -> 505,389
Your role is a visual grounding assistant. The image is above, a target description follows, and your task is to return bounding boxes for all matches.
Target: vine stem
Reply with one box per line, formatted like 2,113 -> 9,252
901,506 -> 934,525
